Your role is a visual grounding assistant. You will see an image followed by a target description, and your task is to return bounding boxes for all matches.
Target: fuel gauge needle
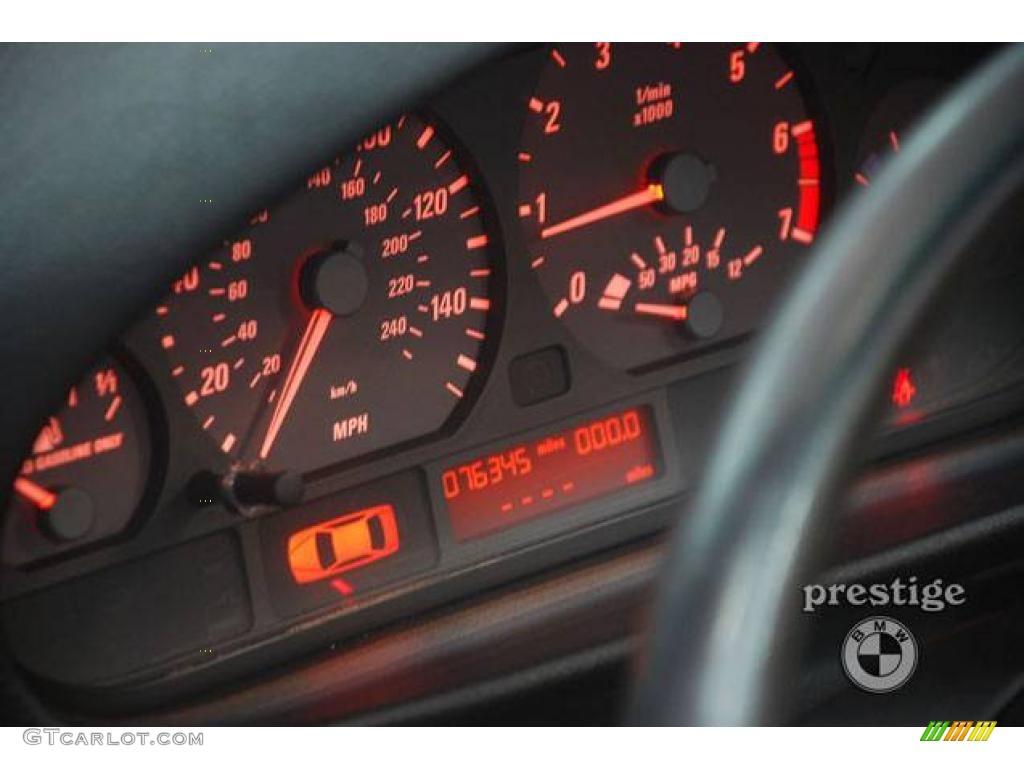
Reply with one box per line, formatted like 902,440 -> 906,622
14,476 -> 57,511
258,308 -> 333,461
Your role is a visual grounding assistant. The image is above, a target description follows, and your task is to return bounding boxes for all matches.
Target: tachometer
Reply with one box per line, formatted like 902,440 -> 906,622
156,115 -> 496,474
517,43 -> 824,370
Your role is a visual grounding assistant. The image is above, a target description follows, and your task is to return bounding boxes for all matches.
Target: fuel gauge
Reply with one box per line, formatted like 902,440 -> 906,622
4,356 -> 153,566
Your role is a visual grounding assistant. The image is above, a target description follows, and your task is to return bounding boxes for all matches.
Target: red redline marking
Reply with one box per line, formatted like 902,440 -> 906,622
791,120 -> 814,137
775,70 -> 795,90
791,227 -> 814,244
416,125 -> 434,149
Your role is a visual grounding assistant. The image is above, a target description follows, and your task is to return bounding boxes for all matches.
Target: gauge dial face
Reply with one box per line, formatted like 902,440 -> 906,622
518,43 -> 823,370
156,116 -> 495,473
4,357 -> 151,566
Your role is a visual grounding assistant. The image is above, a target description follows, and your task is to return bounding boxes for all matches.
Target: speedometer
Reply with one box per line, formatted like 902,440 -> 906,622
518,43 -> 825,371
156,115 -> 497,474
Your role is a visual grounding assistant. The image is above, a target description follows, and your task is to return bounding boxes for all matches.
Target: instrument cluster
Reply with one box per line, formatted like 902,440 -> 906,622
4,43 -> 1022,705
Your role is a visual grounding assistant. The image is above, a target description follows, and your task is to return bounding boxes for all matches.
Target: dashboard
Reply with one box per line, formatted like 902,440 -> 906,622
3,42 -> 1023,715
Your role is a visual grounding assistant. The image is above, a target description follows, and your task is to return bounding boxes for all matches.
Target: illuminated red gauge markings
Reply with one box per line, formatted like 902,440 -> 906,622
4,357 -> 151,566
156,115 -> 496,473
517,43 -> 826,371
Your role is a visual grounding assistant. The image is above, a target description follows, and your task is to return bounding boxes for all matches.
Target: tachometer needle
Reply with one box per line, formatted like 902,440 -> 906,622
14,476 -> 57,511
258,308 -> 333,461
540,184 -> 664,240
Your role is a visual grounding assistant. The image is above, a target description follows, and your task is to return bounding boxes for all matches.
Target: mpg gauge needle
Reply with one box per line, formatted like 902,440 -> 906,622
258,307 -> 333,461
541,184 -> 664,240
13,476 -> 57,510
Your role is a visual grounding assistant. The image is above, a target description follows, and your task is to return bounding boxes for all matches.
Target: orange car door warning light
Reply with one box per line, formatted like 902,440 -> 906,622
287,504 -> 400,585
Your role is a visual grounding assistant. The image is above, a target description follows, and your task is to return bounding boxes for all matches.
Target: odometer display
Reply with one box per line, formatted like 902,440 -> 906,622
518,43 -> 823,370
441,406 -> 661,540
156,116 -> 496,473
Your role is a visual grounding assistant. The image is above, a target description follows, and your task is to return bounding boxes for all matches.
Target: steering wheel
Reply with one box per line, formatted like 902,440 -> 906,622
1,44 -> 1022,724
631,43 -> 1024,725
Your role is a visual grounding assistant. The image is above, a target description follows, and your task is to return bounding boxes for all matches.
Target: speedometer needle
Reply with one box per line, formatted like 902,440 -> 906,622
540,184 -> 664,240
258,308 -> 333,461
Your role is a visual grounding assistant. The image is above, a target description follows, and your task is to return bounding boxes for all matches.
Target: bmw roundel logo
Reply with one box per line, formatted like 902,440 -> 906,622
841,616 -> 918,693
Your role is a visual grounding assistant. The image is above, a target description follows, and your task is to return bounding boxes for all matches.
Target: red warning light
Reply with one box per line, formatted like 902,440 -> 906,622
891,367 -> 917,409
287,504 -> 399,585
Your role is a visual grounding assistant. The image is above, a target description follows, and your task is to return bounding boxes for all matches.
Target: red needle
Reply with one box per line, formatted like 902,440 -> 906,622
14,477 -> 57,510
540,184 -> 664,240
259,308 -> 333,461
635,302 -> 688,321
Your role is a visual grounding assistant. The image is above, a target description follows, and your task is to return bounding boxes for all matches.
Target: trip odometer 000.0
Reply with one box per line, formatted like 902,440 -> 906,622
156,115 -> 497,474
518,43 -> 824,371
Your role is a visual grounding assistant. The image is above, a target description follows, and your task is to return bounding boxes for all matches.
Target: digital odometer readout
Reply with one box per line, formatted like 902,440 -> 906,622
440,407 -> 661,540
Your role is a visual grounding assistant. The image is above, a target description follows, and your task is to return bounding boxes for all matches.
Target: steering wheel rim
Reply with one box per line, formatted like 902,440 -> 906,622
631,43 -> 1024,726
